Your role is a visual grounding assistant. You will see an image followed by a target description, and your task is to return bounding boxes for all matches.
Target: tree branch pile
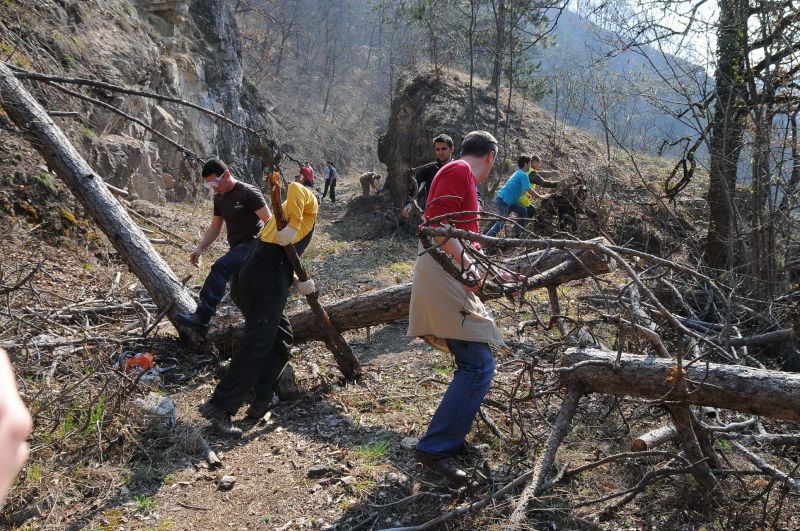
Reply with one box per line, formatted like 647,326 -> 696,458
383,212 -> 800,530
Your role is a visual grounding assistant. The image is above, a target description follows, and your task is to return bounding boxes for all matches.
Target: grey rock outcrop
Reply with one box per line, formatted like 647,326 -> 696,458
4,0 -> 279,202
88,134 -> 165,203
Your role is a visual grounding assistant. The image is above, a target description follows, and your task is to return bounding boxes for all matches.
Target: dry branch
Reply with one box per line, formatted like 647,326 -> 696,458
210,243 -> 613,347
731,441 -> 800,492
716,433 -> 800,445
505,385 -> 584,530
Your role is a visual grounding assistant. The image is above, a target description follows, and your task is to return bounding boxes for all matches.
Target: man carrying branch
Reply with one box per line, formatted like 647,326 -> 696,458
199,181 -> 318,436
408,130 -> 518,485
176,159 -> 270,332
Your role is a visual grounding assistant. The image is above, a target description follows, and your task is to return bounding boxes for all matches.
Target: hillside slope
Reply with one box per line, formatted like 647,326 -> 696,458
379,68 -> 707,257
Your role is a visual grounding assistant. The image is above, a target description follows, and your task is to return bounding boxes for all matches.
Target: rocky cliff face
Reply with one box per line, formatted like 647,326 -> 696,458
1,0 -> 278,204
377,69 -> 575,208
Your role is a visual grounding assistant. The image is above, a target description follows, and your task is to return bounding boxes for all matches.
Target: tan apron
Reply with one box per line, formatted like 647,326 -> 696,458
407,242 -> 505,348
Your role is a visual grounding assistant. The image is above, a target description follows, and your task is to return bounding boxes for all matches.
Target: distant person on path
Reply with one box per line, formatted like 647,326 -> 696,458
199,182 -> 319,436
319,161 -> 329,192
401,133 -> 454,218
299,161 -> 315,188
484,154 -> 551,237
297,161 -> 314,188
408,130 -> 521,485
359,171 -> 382,197
175,159 -> 270,332
0,348 -> 32,507
322,160 -> 338,203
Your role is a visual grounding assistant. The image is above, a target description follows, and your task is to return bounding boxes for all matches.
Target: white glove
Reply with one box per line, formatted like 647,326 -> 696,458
463,262 -> 481,281
294,277 -> 316,295
275,226 -> 298,246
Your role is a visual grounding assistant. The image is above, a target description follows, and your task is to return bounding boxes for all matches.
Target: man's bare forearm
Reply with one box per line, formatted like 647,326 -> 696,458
196,225 -> 221,251
435,236 -> 474,268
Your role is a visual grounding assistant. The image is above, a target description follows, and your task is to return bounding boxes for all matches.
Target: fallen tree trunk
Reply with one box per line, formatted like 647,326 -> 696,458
0,62 -> 199,342
560,348 -> 800,422
211,244 -> 614,348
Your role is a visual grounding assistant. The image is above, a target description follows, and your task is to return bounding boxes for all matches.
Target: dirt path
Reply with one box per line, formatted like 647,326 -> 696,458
10,176 -> 797,530
82,178 -> 478,531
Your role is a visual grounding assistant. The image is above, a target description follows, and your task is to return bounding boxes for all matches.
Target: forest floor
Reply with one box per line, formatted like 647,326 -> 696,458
2,175 -> 799,531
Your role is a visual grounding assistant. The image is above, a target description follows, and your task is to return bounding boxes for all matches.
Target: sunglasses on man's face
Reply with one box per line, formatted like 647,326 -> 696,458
202,172 -> 225,190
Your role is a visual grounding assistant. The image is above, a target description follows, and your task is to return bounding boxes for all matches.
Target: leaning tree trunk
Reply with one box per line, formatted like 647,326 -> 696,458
0,62 -> 200,342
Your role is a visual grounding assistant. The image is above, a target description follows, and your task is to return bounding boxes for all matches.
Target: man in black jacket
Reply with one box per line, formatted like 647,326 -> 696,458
401,133 -> 454,218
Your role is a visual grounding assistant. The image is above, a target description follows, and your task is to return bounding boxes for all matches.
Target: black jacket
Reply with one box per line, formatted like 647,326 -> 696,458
409,160 -> 447,207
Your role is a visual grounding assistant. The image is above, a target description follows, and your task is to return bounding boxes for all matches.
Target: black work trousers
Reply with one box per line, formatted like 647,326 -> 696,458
208,231 -> 312,414
322,177 -> 337,202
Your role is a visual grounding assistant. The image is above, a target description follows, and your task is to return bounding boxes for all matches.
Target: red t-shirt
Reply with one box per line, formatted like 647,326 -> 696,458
423,160 -> 480,233
300,166 -> 314,184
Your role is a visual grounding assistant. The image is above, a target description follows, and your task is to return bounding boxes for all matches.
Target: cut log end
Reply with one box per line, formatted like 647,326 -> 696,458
631,425 -> 678,452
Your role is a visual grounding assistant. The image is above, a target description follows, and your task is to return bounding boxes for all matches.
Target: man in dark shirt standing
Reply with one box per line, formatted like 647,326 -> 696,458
176,159 -> 271,332
401,133 -> 454,219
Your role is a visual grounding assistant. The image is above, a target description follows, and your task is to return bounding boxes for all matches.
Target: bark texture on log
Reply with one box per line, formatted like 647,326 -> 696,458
561,348 -> 800,421
631,426 -> 678,452
0,63 -> 199,342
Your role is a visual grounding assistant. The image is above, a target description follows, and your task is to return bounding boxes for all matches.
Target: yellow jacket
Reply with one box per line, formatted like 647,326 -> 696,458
258,182 -> 319,244
517,169 -> 539,207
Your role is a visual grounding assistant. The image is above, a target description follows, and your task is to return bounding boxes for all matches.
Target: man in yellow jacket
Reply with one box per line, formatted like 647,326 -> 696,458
199,182 -> 319,436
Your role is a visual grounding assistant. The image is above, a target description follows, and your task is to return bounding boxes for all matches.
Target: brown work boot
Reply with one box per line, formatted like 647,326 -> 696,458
414,449 -> 470,486
198,402 -> 242,438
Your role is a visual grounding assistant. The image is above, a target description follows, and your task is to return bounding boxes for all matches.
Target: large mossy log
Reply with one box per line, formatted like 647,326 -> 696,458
561,348 -> 800,421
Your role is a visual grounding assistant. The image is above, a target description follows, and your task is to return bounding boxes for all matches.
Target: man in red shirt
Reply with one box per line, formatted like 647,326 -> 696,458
408,130 -> 517,485
299,161 -> 314,188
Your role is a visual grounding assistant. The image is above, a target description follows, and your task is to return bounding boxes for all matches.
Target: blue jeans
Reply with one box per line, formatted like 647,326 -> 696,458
416,339 -> 495,455
195,242 -> 252,319
484,196 -> 529,237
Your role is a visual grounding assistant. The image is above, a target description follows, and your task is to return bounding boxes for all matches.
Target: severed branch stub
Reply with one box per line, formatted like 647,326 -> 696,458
267,171 -> 362,380
506,385 -> 584,530
199,437 -> 222,469
631,425 -> 678,452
